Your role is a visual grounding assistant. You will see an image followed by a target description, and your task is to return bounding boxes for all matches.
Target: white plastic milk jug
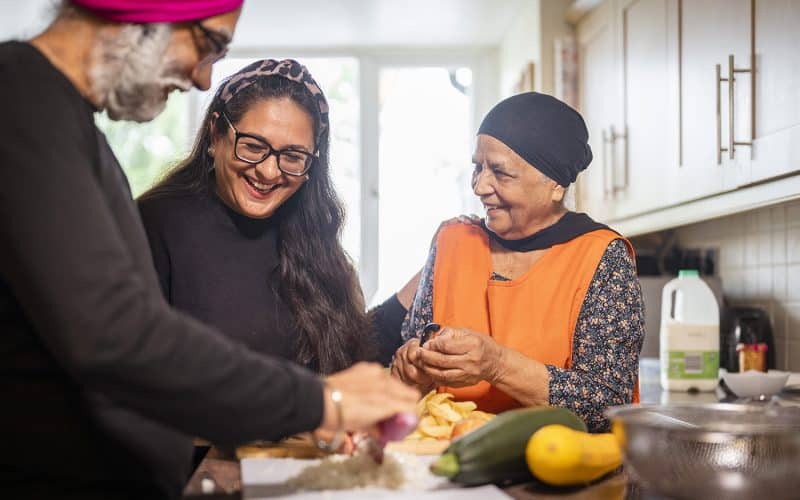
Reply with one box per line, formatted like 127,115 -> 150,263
660,269 -> 720,392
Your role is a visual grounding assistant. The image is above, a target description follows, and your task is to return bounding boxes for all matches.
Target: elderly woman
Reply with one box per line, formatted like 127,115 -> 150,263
139,59 -> 413,374
391,92 -> 644,432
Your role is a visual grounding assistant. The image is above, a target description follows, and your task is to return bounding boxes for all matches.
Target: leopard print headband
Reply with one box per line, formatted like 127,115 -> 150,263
218,59 -> 329,143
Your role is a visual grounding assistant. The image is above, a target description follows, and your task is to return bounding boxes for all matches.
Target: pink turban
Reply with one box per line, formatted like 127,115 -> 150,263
70,0 -> 244,23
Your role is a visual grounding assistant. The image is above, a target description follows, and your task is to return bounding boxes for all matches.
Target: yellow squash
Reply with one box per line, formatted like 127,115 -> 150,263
525,424 -> 622,486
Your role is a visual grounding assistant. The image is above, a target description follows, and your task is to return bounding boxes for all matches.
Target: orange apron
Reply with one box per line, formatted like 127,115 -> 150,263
432,223 -> 639,413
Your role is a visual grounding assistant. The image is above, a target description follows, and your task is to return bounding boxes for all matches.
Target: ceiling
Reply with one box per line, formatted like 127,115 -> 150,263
231,0 -> 525,50
0,0 -> 525,50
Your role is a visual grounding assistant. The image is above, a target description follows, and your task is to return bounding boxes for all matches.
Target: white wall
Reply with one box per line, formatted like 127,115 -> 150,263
538,0 -> 573,95
498,0 -> 541,97
0,0 -> 54,40
674,200 -> 800,371
497,0 -> 574,97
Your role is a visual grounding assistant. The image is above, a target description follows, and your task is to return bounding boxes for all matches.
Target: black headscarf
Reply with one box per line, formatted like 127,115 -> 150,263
481,212 -> 616,252
478,92 -> 592,187
477,93 -> 615,251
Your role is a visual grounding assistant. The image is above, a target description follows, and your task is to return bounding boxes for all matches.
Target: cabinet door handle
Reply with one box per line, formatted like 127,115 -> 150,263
716,63 -> 729,165
602,128 -> 613,199
727,54 -> 753,159
610,125 -> 628,193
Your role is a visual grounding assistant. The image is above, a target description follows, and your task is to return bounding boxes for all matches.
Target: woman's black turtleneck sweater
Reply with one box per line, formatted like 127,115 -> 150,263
138,188 -> 406,367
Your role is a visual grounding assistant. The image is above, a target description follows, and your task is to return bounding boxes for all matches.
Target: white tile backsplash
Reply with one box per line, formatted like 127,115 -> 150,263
787,226 -> 800,263
773,265 -> 788,301
720,237 -> 744,270
786,201 -> 800,227
745,212 -> 760,235
772,205 -> 787,229
744,234 -> 760,266
758,231 -> 772,265
772,230 -> 787,264
758,266 -> 773,297
673,200 -> 800,371
758,209 -> 772,229
788,265 -> 800,302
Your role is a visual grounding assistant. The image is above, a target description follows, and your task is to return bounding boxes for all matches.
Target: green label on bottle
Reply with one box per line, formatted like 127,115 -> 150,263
667,351 -> 719,379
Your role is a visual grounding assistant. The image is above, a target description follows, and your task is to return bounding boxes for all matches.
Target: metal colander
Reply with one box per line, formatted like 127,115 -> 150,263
606,403 -> 800,500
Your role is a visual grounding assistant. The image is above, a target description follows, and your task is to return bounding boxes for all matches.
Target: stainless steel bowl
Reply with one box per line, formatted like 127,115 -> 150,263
607,403 -> 800,500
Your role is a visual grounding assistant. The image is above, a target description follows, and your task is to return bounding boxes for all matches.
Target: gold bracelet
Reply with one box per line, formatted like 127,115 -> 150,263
316,384 -> 344,452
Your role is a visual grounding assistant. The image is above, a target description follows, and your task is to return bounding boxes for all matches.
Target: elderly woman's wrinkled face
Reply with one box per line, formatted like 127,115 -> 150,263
211,98 -> 314,219
472,134 -> 565,239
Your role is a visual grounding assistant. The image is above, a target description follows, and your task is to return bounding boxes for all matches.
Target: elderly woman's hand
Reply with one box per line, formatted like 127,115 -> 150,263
417,327 -> 506,387
391,339 -> 435,393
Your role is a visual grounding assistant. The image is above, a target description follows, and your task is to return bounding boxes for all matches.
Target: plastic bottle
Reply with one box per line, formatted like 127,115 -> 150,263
659,269 -> 720,392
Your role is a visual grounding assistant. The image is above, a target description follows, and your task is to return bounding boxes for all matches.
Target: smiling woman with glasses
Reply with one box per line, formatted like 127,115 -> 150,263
221,111 -> 317,176
137,60 -> 417,393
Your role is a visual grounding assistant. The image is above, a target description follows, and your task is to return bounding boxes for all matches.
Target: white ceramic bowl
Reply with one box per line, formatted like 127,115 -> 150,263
722,370 -> 790,398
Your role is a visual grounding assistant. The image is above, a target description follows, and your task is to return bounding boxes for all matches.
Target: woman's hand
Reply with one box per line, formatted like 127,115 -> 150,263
317,362 -> 419,435
417,327 -> 506,387
390,339 -> 435,393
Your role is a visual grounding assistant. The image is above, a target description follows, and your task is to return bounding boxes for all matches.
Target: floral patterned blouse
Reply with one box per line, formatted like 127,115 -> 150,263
400,238 -> 645,432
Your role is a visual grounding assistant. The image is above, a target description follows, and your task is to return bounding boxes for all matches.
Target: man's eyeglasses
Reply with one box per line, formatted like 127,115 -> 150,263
221,112 -> 317,176
191,22 -> 230,66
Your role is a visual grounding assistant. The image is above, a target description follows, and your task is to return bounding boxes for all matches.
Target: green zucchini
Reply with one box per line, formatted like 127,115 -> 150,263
430,406 -> 587,486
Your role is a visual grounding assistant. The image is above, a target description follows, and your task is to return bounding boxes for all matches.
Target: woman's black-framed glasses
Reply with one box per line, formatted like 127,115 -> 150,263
191,22 -> 230,66
221,112 -> 317,176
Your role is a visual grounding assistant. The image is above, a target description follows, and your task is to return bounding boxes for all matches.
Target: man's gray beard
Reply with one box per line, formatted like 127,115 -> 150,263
89,24 -> 192,123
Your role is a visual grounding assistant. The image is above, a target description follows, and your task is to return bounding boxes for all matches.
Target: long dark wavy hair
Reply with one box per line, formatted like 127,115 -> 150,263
139,73 -> 374,374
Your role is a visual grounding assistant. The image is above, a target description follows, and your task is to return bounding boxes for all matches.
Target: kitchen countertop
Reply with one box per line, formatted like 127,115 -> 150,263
183,359 -> 799,500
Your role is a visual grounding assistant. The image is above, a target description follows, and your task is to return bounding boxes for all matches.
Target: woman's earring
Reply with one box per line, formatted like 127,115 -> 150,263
207,146 -> 215,157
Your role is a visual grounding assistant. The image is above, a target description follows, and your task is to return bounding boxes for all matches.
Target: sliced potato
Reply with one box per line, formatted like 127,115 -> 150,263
398,390 -> 496,452
427,401 -> 463,423
451,401 -> 478,414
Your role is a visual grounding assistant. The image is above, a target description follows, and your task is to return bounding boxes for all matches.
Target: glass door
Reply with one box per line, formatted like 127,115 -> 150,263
373,66 -> 475,301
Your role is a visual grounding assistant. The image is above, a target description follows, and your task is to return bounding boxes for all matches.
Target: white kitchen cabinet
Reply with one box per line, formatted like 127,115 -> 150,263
675,0 -> 752,204
612,0 -> 679,218
749,0 -> 800,183
576,0 -> 620,222
574,0 -> 797,230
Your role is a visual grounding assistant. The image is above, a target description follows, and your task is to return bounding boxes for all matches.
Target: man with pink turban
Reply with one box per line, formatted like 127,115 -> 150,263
0,2 -> 418,498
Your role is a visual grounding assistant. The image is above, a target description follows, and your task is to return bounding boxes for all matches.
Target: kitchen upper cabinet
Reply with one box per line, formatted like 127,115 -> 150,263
749,0 -> 800,183
677,0 -> 752,204
575,0 -> 797,230
576,0 -> 619,222
612,0 -> 679,218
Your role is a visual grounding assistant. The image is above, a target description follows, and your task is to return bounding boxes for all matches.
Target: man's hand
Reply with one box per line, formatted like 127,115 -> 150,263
319,362 -> 419,435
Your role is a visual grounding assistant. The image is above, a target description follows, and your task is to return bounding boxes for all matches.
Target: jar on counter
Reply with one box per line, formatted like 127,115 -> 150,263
737,343 -> 768,372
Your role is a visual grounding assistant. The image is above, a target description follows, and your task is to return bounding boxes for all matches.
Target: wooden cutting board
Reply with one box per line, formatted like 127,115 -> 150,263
237,436 -> 450,458
236,435 -> 327,459
385,439 -> 450,455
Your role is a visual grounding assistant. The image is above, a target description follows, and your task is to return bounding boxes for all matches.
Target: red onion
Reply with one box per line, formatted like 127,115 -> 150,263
377,412 -> 418,445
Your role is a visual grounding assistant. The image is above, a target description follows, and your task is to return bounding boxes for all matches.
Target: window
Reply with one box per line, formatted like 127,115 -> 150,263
96,92 -> 189,197
374,66 -> 475,301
